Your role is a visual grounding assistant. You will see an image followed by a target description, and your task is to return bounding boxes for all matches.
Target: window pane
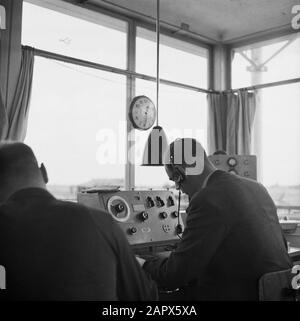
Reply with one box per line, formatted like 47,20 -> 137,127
25,57 -> 126,200
257,83 -> 300,207
136,27 -> 209,88
134,79 -> 207,189
232,33 -> 300,88
22,1 -> 127,69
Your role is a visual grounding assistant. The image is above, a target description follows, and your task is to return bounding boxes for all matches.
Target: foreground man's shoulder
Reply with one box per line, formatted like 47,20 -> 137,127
49,198 -> 113,224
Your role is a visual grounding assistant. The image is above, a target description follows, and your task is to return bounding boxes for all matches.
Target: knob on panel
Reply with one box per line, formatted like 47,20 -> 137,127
114,203 -> 125,212
140,211 -> 149,221
129,227 -> 137,235
227,157 -> 238,167
171,211 -> 179,218
160,212 -> 168,219
107,196 -> 130,222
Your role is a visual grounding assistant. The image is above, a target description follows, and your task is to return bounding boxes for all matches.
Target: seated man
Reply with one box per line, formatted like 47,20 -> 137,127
0,142 -> 157,301
137,138 -> 292,300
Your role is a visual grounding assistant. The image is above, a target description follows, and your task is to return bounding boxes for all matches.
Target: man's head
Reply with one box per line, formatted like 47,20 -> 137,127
164,138 -> 215,197
0,142 -> 48,203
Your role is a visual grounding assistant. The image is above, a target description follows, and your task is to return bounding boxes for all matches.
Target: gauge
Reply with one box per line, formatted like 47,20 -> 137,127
107,196 -> 130,222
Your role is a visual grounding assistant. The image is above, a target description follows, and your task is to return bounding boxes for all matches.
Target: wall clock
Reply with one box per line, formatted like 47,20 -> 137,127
129,95 -> 157,131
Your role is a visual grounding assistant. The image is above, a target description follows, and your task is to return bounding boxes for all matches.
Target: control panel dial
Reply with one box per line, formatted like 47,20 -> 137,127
107,196 -> 130,222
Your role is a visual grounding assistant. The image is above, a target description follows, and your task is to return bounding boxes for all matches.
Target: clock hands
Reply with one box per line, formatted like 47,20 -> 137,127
143,106 -> 150,127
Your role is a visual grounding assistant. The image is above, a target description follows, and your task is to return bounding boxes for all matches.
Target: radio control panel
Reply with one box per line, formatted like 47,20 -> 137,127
208,155 -> 257,180
77,190 -> 184,248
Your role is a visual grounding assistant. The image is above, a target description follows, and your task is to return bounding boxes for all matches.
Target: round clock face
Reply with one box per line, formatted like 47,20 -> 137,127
129,96 -> 157,130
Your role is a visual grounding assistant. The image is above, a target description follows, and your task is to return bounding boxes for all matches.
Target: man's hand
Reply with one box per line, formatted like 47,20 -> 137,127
135,255 -> 146,267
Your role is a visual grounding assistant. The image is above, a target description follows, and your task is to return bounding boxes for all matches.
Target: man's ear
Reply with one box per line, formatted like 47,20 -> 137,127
40,163 -> 48,184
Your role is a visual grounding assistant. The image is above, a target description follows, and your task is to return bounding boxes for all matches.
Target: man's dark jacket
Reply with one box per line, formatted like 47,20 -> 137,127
143,170 -> 292,300
0,188 -> 157,301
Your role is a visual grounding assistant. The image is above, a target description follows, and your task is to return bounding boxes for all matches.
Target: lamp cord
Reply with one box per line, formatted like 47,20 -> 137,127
156,0 -> 160,127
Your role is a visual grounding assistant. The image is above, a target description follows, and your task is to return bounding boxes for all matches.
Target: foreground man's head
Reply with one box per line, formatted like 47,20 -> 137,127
0,142 -> 48,203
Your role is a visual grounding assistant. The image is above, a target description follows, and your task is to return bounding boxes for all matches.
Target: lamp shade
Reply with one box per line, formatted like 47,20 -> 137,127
142,126 -> 168,166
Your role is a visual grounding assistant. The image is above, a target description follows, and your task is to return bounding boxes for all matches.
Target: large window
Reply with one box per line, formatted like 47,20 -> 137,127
25,57 -> 127,199
23,1 -> 127,199
259,83 -> 300,208
232,34 -> 300,209
22,1 -> 209,198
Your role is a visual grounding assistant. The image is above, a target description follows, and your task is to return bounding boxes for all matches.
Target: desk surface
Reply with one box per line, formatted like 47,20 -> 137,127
158,247 -> 300,256
289,247 -> 300,258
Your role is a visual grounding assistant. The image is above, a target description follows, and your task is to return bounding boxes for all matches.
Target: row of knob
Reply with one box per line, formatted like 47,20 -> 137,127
128,224 -> 183,235
213,157 -> 250,167
146,196 -> 175,208
112,196 -> 175,215
139,211 -> 179,221
212,157 -> 251,177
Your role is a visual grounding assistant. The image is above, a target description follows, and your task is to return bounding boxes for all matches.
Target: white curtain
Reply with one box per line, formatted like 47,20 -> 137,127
0,46 -> 34,141
208,90 -> 256,155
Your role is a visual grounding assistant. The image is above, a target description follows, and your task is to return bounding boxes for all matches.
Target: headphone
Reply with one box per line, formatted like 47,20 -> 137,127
172,165 -> 186,186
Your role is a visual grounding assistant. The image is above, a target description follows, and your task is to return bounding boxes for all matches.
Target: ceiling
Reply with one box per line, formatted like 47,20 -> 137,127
87,0 -> 300,43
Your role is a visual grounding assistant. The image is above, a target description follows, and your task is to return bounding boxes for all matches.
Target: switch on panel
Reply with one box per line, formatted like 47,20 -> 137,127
156,197 -> 165,207
167,196 -> 175,207
146,197 -> 155,208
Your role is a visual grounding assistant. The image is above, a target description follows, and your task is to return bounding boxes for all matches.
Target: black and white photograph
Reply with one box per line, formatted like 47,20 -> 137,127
0,0 -> 300,311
